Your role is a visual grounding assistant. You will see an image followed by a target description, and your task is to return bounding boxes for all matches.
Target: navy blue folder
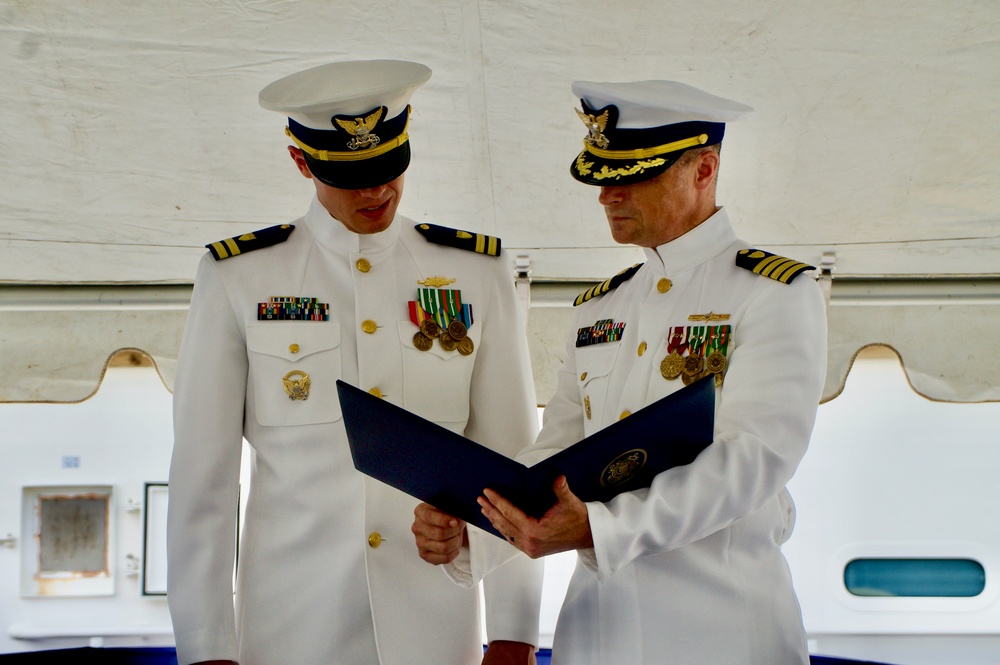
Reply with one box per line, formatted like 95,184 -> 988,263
336,376 -> 715,539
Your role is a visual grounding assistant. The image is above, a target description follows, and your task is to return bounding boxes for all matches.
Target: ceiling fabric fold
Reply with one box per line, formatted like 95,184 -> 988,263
4,281 -> 998,404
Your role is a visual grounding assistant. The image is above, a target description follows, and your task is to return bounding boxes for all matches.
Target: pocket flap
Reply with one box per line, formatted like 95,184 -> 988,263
577,344 -> 620,386
247,323 -> 341,362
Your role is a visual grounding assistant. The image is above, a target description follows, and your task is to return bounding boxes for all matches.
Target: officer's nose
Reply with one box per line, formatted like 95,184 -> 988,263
357,184 -> 387,199
599,185 -> 625,206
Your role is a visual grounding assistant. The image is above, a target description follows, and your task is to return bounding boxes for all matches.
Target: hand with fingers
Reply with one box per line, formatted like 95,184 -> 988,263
478,475 -> 594,559
412,502 -> 468,564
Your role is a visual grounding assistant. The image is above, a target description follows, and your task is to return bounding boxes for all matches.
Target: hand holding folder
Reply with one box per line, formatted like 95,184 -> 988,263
336,376 -> 715,539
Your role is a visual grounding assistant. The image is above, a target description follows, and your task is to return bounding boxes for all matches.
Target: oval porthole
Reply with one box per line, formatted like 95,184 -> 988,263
844,558 -> 985,597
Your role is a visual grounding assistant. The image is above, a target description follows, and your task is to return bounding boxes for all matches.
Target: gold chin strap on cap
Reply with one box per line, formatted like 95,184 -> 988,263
286,114 -> 411,162
584,133 -> 709,161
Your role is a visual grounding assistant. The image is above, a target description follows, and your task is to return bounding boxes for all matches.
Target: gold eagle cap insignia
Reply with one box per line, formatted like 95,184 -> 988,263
576,108 -> 610,148
335,108 -> 383,150
335,108 -> 383,135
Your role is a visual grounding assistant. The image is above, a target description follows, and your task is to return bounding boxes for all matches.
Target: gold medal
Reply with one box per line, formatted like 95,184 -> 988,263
660,351 -> 684,380
439,333 -> 459,352
683,354 -> 704,377
706,350 -> 727,374
447,319 -> 468,340
457,336 -> 475,356
413,331 -> 433,351
420,320 -> 442,339
705,325 -> 731,387
682,324 -> 707,384
660,326 -> 688,381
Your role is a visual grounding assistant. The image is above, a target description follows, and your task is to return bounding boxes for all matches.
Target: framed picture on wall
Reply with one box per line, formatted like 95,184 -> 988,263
20,485 -> 115,597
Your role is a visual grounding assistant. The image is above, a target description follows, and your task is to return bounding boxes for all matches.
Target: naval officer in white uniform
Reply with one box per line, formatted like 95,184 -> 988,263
167,60 -> 542,665
415,80 -> 828,664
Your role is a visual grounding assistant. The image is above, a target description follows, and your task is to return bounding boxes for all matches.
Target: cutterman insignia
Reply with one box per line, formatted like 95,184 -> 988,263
573,263 -> 643,306
207,224 -> 294,261
735,249 -> 814,284
415,223 -> 501,257
417,276 -> 457,288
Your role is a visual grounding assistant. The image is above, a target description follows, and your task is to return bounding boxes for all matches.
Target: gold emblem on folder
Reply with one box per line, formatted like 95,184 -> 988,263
283,370 -> 311,401
600,448 -> 648,488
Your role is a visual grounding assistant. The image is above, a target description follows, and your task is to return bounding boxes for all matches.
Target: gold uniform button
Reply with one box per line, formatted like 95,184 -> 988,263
288,343 -> 300,354
619,410 -> 631,420
361,320 -> 378,334
580,372 -> 588,381
657,278 -> 672,293
356,258 -> 371,273
368,532 -> 383,548
369,387 -> 383,399
637,341 -> 647,356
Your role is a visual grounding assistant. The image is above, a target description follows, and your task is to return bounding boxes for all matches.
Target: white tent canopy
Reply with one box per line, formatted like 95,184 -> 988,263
2,0 -> 999,403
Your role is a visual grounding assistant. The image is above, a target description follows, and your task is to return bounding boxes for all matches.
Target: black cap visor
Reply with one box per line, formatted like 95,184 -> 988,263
304,141 -> 411,190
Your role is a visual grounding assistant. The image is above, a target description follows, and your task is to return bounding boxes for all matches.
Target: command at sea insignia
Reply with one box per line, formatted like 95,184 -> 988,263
206,224 -> 295,261
735,248 -> 814,284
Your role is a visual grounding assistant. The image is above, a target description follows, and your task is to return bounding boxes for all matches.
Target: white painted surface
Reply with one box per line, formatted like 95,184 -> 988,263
3,356 -> 1000,662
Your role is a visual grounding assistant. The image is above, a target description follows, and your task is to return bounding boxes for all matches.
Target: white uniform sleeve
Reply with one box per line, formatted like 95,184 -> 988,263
586,276 -> 828,580
167,255 -> 246,664
462,252 -> 545,648
453,313 -> 593,586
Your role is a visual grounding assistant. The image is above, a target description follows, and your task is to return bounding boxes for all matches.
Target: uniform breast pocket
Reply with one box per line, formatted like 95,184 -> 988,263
575,344 -> 620,432
246,322 -> 343,427
398,322 -> 475,426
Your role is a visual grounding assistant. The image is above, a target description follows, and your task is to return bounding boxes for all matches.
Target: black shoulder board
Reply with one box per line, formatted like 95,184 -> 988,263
735,249 -> 814,284
573,263 -> 643,307
415,223 -> 501,257
206,224 -> 295,261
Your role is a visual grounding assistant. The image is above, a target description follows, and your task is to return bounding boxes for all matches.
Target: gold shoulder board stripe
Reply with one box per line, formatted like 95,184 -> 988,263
415,223 -> 501,257
207,224 -> 295,261
735,249 -> 813,284
573,263 -> 643,306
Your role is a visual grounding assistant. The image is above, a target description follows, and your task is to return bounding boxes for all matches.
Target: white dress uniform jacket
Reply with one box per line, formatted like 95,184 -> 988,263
461,208 -> 826,665
167,196 -> 543,665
